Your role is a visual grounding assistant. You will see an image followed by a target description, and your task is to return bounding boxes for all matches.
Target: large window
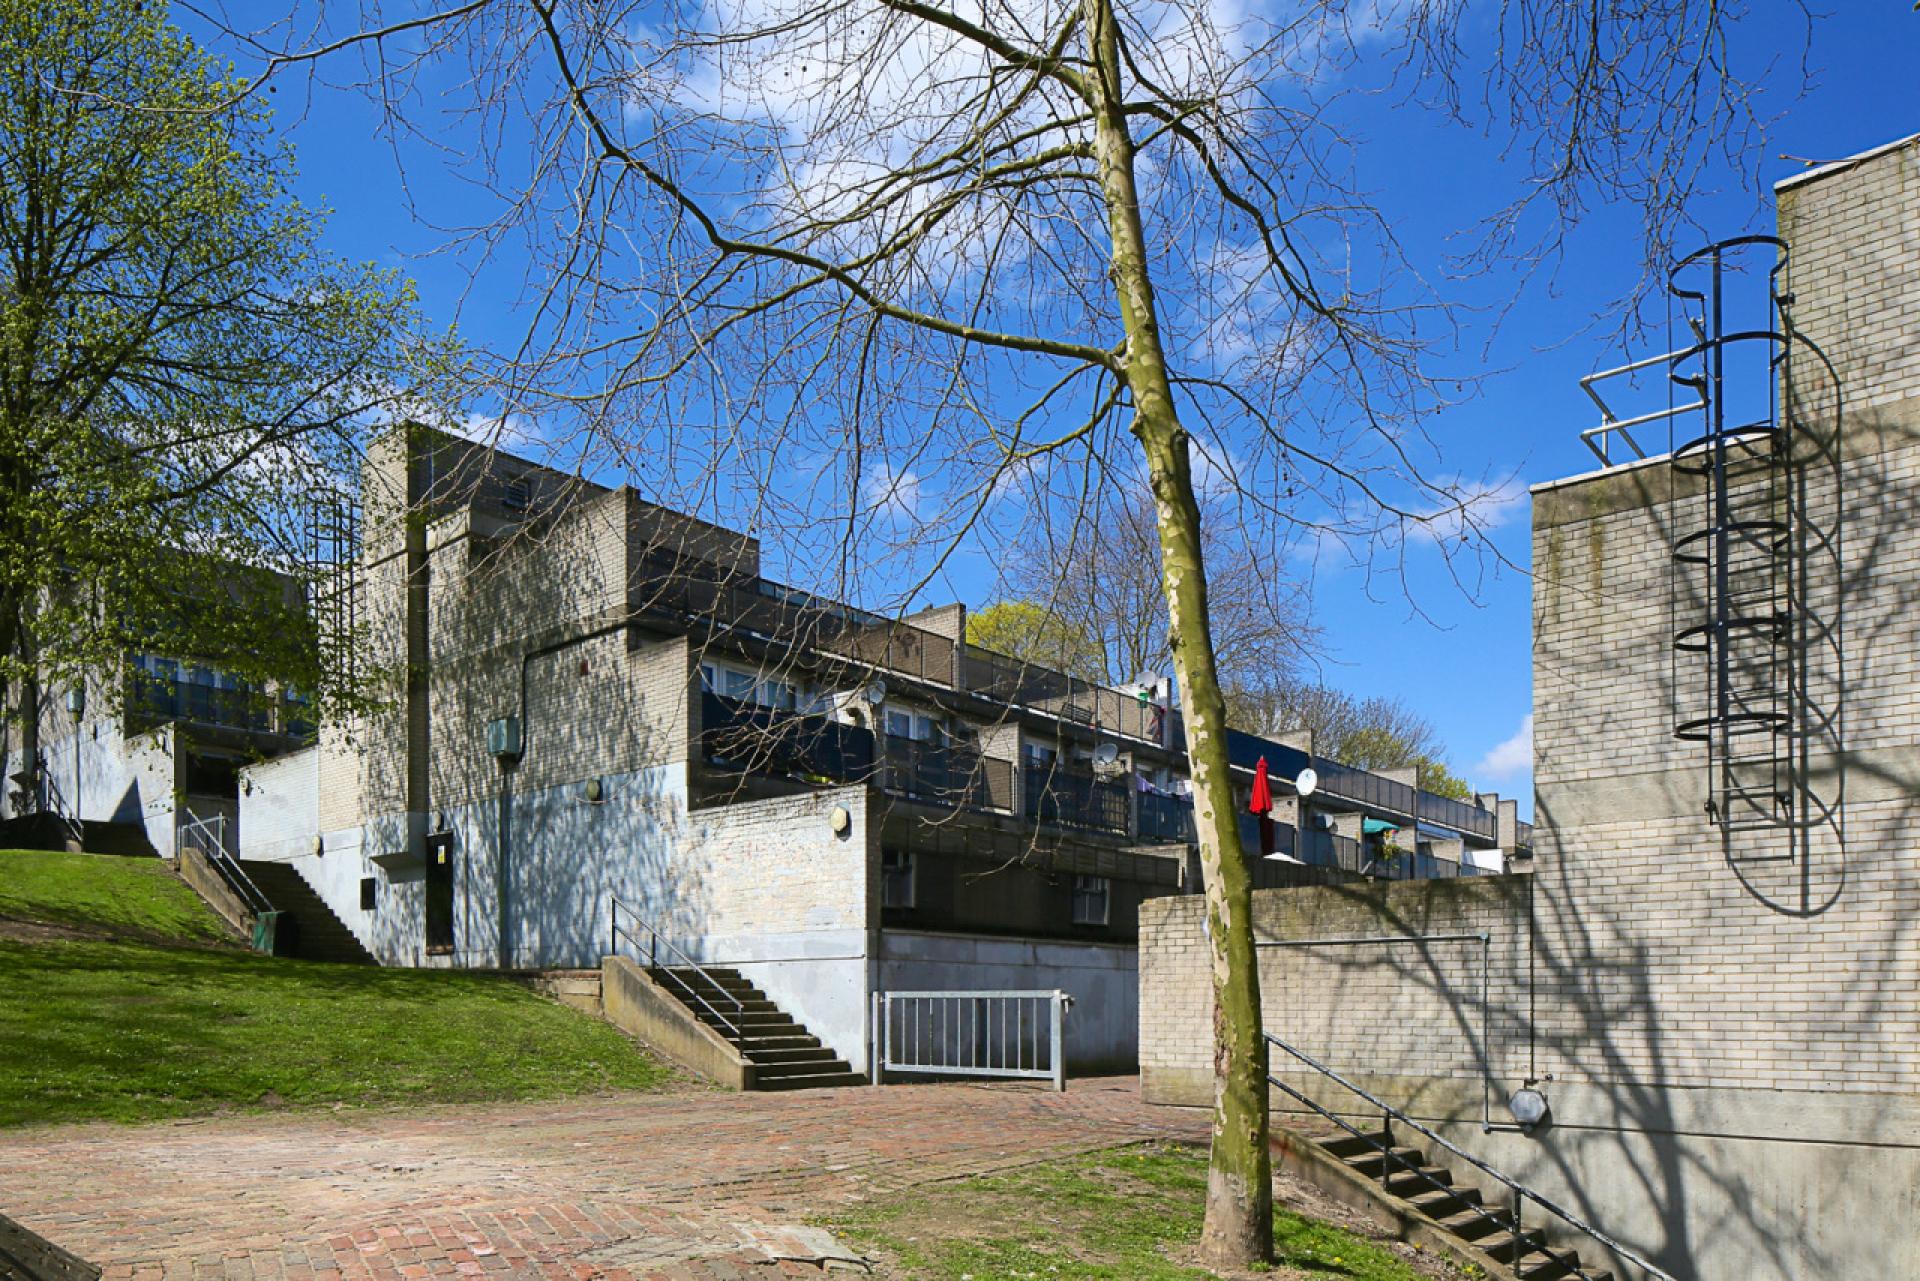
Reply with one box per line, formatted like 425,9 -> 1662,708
882,848 -> 916,909
700,660 -> 798,710
883,707 -> 944,742
1070,875 -> 1110,926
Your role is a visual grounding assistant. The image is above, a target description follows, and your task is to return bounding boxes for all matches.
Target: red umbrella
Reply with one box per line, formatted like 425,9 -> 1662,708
1249,756 -> 1275,855
1249,756 -> 1273,815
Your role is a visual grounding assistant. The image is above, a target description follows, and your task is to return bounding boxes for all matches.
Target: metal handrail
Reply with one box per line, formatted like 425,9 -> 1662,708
1264,1032 -> 1679,1281
177,814 -> 274,917
38,769 -> 84,846
607,895 -> 747,1045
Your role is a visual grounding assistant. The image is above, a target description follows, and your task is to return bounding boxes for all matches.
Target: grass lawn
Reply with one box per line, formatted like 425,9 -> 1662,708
0,849 -> 672,1127
820,1143 -> 1471,1281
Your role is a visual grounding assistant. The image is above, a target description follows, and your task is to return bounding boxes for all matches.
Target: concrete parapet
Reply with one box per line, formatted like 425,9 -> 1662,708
600,954 -> 756,1090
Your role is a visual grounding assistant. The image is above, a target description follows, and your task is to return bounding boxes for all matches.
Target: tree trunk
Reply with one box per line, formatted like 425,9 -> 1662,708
1081,0 -> 1272,1265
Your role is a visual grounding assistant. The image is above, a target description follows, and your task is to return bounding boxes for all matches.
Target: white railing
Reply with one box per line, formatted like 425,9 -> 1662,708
869,989 -> 1071,1091
1576,344 -> 1705,467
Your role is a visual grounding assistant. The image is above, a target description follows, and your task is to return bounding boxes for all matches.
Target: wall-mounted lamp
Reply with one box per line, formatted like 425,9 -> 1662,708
829,805 -> 852,837
583,778 -> 606,804
1508,1087 -> 1550,1129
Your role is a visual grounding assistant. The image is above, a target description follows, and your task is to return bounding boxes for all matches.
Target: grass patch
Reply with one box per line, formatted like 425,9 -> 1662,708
822,1144 -> 1458,1281
0,848 -> 236,944
0,849 -> 672,1126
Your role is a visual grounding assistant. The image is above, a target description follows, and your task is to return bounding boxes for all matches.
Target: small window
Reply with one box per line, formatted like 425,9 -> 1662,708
885,709 -> 914,740
700,663 -> 719,693
1071,875 -> 1110,926
882,848 -> 916,909
359,877 -> 378,912
758,679 -> 797,711
501,479 -> 531,514
723,668 -> 756,700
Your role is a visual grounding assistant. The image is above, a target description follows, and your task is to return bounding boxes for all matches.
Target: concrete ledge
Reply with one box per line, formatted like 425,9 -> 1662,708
0,1209 -> 99,1280
173,846 -> 255,941
600,955 -> 757,1090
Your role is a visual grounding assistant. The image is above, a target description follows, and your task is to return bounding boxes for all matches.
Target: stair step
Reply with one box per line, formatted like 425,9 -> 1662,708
1404,1186 -> 1481,1219
1317,1130 -> 1393,1160
1346,1146 -> 1425,1179
1483,1229 -> 1547,1262
1383,1166 -> 1452,1198
735,1033 -> 823,1052
696,1009 -> 801,1028
746,1046 -> 839,1065
753,1057 -> 855,1079
1435,1208 -> 1508,1241
1517,1250 -> 1584,1280
752,1069 -> 866,1091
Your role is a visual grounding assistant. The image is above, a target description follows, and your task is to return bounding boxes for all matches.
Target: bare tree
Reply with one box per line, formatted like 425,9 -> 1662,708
199,0 -> 1790,1261
993,487 -> 1317,699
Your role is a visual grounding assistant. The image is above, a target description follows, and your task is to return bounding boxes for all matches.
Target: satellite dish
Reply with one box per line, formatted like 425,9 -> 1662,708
864,679 -> 887,705
1092,742 -> 1120,767
1293,767 -> 1319,798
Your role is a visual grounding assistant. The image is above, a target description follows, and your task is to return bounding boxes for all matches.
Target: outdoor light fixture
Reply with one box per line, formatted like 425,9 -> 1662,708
829,805 -> 852,835
583,778 -> 606,804
1508,1087 -> 1551,1129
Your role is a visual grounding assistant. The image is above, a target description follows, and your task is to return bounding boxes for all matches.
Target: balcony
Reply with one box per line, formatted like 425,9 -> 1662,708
1022,763 -> 1130,836
699,693 -> 1014,814
1136,790 -> 1196,844
699,692 -> 875,784
126,677 -> 303,737
880,735 -> 1015,813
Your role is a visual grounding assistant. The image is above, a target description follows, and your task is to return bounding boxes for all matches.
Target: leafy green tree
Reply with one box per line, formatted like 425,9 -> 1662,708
0,0 -> 444,804
965,601 -> 1108,682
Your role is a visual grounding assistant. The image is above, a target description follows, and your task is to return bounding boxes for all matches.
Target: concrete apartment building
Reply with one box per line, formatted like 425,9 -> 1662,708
1141,133 -> 1920,1279
207,420 -> 1521,1079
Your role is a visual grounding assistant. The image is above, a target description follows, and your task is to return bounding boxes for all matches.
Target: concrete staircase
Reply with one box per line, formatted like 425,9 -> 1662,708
236,860 -> 376,965
1313,1129 -> 1615,1281
655,966 -> 864,1090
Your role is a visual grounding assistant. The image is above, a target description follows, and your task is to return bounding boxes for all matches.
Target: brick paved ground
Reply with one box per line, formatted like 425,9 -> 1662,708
0,1079 -> 1206,1280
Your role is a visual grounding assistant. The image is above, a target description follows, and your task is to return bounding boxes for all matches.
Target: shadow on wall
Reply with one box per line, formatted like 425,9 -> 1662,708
1257,873 -> 1875,1280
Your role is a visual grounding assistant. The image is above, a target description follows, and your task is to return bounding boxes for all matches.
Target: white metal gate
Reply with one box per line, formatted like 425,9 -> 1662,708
869,989 -> 1071,1091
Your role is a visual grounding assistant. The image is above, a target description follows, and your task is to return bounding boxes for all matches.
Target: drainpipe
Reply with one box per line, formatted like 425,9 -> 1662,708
497,759 -> 515,970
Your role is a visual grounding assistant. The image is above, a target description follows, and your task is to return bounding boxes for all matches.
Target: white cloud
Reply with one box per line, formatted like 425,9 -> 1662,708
860,463 -> 923,520
1475,712 -> 1532,779
453,411 -> 545,450
1401,475 -> 1529,546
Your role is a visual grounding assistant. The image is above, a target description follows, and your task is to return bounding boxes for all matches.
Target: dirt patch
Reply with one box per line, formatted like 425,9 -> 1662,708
0,911 -> 245,951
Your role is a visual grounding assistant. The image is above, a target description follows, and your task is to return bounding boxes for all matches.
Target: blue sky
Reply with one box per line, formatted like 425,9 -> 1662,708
229,5 -> 1917,811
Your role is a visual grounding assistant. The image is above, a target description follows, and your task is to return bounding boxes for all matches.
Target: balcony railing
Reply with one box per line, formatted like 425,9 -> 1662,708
701,693 -> 1014,814
1137,790 -> 1196,843
880,736 -> 1015,813
1023,763 -> 1130,835
127,677 -> 301,736
700,692 -> 875,784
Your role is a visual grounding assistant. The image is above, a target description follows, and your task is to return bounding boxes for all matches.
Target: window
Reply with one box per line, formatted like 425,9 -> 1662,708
882,848 -> 916,909
1071,875 -> 1110,926
885,708 -> 944,741
500,479 -> 530,514
702,660 -> 799,710
359,877 -> 378,912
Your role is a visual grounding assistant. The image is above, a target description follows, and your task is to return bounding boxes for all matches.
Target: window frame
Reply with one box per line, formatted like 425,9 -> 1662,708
1070,874 -> 1111,926
881,848 -> 916,910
